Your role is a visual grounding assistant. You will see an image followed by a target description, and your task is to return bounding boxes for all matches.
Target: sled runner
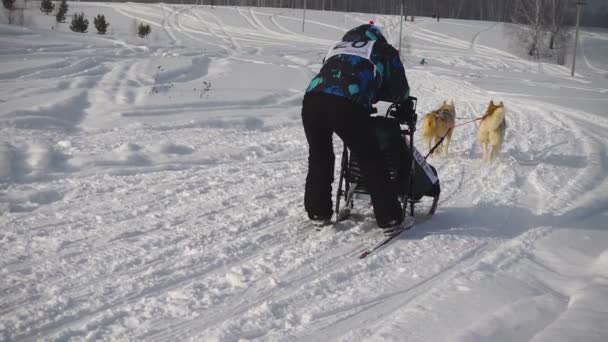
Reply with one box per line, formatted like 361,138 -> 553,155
335,97 -> 440,223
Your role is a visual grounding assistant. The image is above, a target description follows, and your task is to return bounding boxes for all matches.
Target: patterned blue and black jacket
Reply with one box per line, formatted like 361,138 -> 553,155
306,24 -> 410,112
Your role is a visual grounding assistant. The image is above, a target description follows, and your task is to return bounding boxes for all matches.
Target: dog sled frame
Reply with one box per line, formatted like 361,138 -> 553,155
335,98 -> 440,222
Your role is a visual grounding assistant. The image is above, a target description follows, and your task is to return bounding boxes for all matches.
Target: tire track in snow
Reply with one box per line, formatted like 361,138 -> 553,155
246,8 -> 332,46
299,225 -> 559,341
2,118 -> 312,340
159,4 -> 182,45
148,233 -> 484,341
139,177 -> 403,340
581,36 -> 608,76
145,225 -> 373,341
193,7 -> 243,52
83,58 -> 142,129
298,242 -> 492,341
410,24 -> 535,74
7,159 -> 307,341
187,7 -> 293,49
469,22 -> 517,59
2,153 -> 301,291
533,103 -> 608,218
269,11 -> 308,37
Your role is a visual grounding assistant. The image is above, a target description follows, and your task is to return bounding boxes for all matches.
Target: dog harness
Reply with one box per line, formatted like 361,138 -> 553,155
431,110 -> 453,127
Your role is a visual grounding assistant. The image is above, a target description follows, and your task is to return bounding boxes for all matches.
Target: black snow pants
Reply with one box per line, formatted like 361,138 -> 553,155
301,92 -> 402,228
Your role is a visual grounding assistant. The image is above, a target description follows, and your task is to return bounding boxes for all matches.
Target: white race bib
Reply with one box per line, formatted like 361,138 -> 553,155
325,40 -> 376,62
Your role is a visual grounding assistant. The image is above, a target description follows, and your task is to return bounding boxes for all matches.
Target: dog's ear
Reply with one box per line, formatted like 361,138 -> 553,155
442,100 -> 447,105
489,100 -> 495,106
450,100 -> 454,106
498,101 -> 504,107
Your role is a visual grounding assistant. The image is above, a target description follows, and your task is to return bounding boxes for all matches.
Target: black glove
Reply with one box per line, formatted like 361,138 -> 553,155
395,97 -> 417,124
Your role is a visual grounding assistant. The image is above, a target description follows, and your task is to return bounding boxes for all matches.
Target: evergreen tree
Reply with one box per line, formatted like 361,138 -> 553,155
55,0 -> 68,23
70,12 -> 88,33
137,23 -> 151,38
93,14 -> 109,34
40,0 -> 55,15
2,0 -> 15,10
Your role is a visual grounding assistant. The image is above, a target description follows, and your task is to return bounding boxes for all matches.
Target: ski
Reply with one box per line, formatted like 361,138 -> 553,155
359,221 -> 415,259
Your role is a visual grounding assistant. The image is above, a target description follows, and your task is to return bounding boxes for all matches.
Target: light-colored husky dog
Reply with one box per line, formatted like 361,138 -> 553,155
478,100 -> 506,163
422,101 -> 456,156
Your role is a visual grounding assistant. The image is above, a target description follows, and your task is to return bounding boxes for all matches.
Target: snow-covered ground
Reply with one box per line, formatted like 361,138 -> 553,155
1,3 -> 608,341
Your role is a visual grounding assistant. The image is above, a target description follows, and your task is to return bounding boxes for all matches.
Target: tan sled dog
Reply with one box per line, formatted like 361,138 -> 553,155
422,101 -> 456,156
478,100 -> 506,163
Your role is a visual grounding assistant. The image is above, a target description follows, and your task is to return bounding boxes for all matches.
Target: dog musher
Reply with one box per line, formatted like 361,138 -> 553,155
301,22 -> 415,235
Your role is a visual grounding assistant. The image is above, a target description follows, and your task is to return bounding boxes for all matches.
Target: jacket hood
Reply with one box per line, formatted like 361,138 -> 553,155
342,24 -> 387,43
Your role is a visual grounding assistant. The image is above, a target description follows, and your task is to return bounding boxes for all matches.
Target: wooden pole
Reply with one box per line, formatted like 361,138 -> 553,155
302,0 -> 307,32
571,1 -> 586,77
399,0 -> 404,55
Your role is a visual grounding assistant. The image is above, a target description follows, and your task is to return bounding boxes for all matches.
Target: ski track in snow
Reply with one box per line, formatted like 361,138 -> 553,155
1,4 -> 607,342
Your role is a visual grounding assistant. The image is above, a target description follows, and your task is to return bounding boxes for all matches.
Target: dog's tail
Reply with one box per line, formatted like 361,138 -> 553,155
487,107 -> 506,131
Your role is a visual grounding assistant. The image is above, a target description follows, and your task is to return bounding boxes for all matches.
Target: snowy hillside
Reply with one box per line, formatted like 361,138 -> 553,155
1,2 -> 608,341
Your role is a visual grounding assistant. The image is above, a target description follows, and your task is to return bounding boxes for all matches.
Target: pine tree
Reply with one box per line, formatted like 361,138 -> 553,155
2,0 -> 16,24
70,12 -> 88,33
2,0 -> 15,10
40,0 -> 55,15
93,14 -> 109,34
137,23 -> 151,38
55,0 -> 68,23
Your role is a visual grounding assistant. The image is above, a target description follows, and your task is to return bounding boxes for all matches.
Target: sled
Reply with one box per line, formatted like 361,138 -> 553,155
335,98 -> 440,222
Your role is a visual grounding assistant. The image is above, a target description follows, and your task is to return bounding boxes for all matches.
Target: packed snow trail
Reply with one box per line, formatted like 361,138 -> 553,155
1,4 -> 607,341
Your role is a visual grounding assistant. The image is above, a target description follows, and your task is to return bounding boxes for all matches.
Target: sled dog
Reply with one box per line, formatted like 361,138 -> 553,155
478,100 -> 506,163
422,100 -> 456,156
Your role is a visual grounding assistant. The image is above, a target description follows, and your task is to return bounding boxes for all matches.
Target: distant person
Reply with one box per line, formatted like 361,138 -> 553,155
437,12 -> 440,22
301,22 -> 413,234
420,58 -> 427,65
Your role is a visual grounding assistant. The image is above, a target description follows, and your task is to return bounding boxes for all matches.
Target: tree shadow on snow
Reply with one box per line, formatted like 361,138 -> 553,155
406,203 -> 605,241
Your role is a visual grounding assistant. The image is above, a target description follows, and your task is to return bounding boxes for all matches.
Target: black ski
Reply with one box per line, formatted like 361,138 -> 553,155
359,221 -> 415,259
